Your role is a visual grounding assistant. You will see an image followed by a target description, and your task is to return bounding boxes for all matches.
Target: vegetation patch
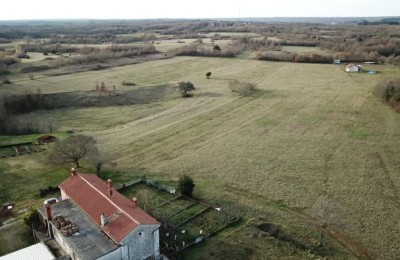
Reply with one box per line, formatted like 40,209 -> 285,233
374,79 -> 400,111
118,180 -> 238,257
257,222 -> 310,251
344,126 -> 372,139
228,80 -> 256,93
20,65 -> 50,73
121,81 -> 136,86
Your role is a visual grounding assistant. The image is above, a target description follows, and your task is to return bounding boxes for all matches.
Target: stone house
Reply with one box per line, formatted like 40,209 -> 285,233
345,63 -> 361,72
37,169 -> 160,260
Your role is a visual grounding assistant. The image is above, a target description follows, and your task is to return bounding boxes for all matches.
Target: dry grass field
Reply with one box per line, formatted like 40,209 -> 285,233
280,46 -> 331,54
1,56 -> 400,258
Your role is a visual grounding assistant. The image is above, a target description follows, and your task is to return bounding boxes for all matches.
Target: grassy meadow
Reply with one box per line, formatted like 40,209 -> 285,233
1,55 -> 400,258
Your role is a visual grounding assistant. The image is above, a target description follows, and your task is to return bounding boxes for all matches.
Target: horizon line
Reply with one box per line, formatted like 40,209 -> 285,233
1,16 -> 399,22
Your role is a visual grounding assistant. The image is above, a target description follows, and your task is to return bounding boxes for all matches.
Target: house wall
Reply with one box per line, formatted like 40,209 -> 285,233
51,223 -> 80,260
60,189 -> 68,200
346,66 -> 360,72
97,248 -> 122,260
120,224 -> 160,260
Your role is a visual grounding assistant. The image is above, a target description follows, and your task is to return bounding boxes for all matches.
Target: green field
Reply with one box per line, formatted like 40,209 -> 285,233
1,56 -> 400,258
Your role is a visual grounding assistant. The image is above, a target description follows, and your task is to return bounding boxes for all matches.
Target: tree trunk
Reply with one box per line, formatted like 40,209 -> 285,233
75,160 -> 80,168
319,229 -> 325,247
96,162 -> 102,176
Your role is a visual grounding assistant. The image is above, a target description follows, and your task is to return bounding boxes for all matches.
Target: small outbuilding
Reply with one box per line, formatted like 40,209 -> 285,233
0,243 -> 55,260
345,64 -> 361,72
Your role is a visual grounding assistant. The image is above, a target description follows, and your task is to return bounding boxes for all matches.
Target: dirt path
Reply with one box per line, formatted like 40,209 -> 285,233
0,218 -> 21,230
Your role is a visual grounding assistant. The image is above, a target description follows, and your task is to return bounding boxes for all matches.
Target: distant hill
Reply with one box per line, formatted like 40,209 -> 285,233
222,16 -> 400,24
358,17 -> 400,25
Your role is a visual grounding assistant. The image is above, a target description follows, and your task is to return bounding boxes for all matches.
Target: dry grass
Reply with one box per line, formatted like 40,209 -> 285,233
281,46 -> 331,54
2,57 -> 400,258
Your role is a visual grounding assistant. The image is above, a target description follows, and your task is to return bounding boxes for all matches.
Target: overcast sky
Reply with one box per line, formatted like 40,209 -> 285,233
1,0 -> 399,20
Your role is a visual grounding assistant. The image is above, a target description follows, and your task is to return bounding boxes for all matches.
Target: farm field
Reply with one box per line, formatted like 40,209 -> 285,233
1,56 -> 400,258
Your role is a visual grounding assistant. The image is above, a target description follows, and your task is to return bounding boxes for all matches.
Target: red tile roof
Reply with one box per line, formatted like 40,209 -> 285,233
59,173 -> 159,243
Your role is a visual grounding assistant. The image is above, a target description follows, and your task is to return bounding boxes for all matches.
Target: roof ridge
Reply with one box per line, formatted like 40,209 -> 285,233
78,174 -> 140,226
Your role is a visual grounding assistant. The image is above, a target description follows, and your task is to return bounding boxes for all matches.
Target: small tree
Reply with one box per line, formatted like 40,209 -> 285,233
213,45 -> 221,51
177,81 -> 196,97
88,141 -> 115,177
23,207 -> 39,229
88,145 -> 104,176
206,72 -> 212,79
49,135 -> 96,168
311,196 -> 346,247
177,175 -> 195,198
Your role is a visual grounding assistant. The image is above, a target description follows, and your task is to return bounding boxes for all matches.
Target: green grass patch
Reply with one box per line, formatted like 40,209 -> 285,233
119,183 -> 177,210
0,223 -> 34,256
256,118 -> 279,128
0,134 -> 42,146
0,132 -> 70,146
168,203 -> 208,227
344,125 -> 372,139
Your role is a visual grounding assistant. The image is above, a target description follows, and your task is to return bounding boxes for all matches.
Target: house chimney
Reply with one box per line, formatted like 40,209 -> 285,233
70,167 -> 77,176
132,197 -> 137,208
45,204 -> 52,220
100,213 -> 108,227
107,179 -> 113,197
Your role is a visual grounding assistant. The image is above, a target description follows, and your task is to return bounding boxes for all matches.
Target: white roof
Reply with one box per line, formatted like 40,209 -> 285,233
0,243 -> 54,260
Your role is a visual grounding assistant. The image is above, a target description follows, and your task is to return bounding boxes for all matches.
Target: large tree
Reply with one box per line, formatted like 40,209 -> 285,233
176,81 -> 195,97
49,135 -> 95,168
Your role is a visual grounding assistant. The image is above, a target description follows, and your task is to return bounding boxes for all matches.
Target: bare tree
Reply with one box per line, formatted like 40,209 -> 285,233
49,135 -> 95,168
311,196 -> 346,247
87,139 -> 116,176
88,145 -> 103,176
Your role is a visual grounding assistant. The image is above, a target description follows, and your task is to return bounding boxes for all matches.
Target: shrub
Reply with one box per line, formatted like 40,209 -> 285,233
3,78 -> 11,84
17,53 -> 30,59
121,81 -> 136,86
39,185 -> 59,197
228,80 -> 256,93
23,207 -> 39,228
213,45 -> 221,51
177,175 -> 195,197
0,69 -> 11,76
20,65 -> 50,73
374,80 -> 400,101
374,79 -> 400,111
206,72 -> 212,79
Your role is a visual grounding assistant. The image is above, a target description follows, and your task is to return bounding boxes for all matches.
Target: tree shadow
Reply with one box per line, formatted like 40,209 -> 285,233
196,92 -> 223,97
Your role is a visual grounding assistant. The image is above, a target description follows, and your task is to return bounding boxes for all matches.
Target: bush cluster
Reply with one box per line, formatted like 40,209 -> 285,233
39,185 -> 59,197
0,92 -> 50,135
374,79 -> 400,111
175,44 -> 241,58
177,175 -> 195,198
228,80 -> 257,93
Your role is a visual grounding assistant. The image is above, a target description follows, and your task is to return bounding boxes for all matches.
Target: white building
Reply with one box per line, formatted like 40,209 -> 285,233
345,64 -> 361,72
0,243 -> 55,260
